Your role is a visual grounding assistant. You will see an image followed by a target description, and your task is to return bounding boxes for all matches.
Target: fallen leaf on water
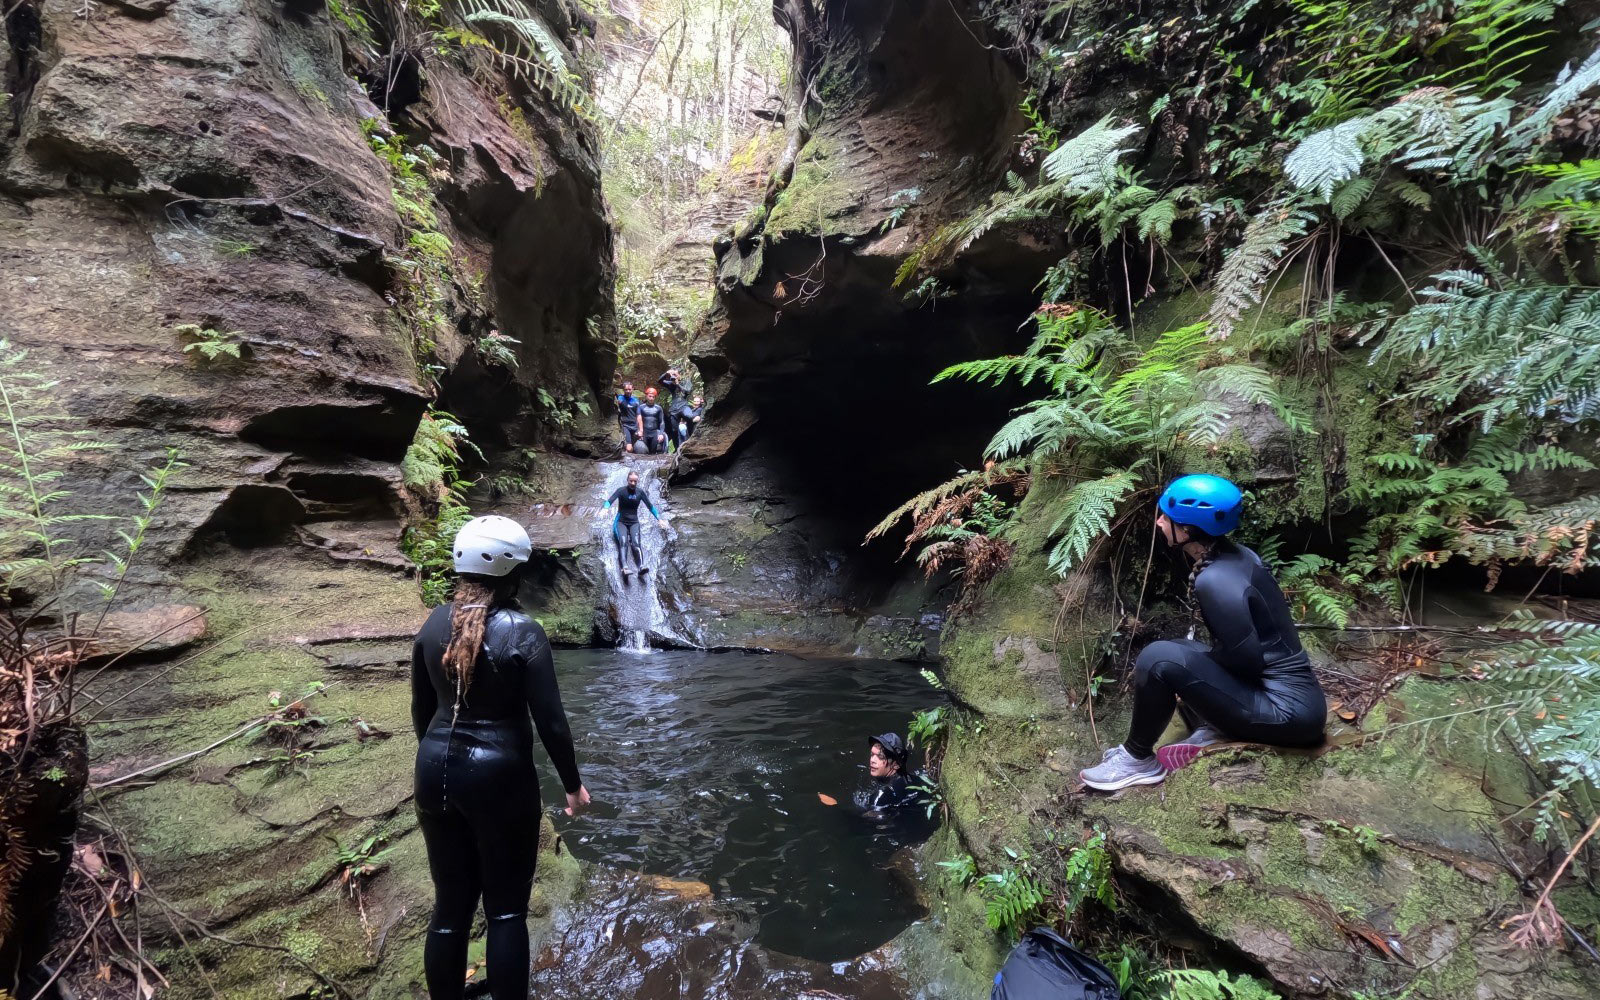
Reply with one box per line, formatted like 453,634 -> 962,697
816,793 -> 837,806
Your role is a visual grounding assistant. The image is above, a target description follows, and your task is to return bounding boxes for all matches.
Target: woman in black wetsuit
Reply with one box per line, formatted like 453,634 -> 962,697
1080,475 -> 1327,791
411,514 -> 591,999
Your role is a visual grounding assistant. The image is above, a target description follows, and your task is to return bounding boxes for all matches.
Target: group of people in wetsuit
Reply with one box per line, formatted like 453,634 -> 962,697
408,473 -> 1324,998
615,368 -> 704,455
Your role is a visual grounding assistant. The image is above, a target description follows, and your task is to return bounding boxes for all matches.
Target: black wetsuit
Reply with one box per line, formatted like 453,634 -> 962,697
637,402 -> 668,453
659,373 -> 692,445
868,771 -> 926,812
606,484 -> 659,571
411,605 -> 581,1000
1125,541 -> 1326,758
615,393 -> 640,447
679,403 -> 704,443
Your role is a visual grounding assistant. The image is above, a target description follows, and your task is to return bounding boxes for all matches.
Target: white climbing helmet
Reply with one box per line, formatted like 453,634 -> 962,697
451,515 -> 531,577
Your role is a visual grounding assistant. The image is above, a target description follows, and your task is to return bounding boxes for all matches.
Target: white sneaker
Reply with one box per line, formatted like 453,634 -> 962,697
1080,745 -> 1165,791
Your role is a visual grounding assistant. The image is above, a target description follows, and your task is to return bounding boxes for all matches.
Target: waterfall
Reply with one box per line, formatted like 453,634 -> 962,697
592,460 -> 686,651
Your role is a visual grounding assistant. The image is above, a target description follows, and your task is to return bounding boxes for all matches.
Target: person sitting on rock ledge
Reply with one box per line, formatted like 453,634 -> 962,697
678,395 -> 706,444
1080,474 -> 1327,792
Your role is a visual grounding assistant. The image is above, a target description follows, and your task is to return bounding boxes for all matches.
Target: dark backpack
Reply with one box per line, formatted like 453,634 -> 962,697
991,928 -> 1123,1000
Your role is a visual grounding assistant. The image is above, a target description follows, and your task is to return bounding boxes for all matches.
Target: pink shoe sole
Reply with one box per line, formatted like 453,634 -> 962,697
1157,742 -> 1206,772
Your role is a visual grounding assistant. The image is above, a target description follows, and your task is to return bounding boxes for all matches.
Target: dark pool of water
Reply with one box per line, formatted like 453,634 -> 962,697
539,649 -> 938,963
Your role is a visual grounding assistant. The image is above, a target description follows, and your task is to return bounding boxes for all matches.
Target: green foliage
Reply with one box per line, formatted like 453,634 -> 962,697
907,705 -> 948,750
898,114 -> 1152,284
1471,615 -> 1600,842
533,387 -> 592,431
1165,968 -> 1283,1000
457,0 -> 588,112
402,409 -> 476,494
937,852 -> 978,887
401,410 -> 479,606
475,330 -> 521,370
1059,830 -> 1115,915
175,324 -> 245,363
1206,200 -> 1318,341
890,308 -> 1305,576
1324,819 -> 1384,854
331,829 -> 397,882
1274,553 -> 1360,628
1374,273 -> 1600,429
0,341 -> 114,599
1521,159 -> 1600,239
977,852 -> 1047,940
95,449 -> 185,606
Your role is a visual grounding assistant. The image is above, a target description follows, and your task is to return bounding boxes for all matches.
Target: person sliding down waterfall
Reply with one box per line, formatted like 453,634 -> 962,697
411,515 -> 592,1000
604,470 -> 661,580
1079,475 -> 1327,792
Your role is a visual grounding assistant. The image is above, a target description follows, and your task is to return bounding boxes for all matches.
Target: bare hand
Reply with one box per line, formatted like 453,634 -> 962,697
565,785 -> 592,816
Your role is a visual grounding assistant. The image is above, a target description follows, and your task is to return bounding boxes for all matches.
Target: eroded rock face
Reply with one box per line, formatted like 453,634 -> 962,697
658,0 -> 1041,651
1,1 -> 610,992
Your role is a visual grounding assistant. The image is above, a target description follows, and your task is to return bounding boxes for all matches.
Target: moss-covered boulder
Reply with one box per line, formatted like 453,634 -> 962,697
928,483 -> 1600,999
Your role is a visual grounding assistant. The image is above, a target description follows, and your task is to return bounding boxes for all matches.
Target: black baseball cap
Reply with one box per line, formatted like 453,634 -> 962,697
868,732 -> 908,766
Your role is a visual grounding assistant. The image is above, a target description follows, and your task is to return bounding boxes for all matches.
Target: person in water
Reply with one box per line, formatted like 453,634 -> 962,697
1079,474 -> 1327,792
604,470 -> 661,579
659,367 -> 693,449
866,733 -> 926,813
615,381 -> 641,453
411,515 -> 592,1000
636,386 -> 669,454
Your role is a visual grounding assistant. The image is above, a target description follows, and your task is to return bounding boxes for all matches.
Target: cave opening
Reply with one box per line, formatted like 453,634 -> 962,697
700,289 -> 1042,609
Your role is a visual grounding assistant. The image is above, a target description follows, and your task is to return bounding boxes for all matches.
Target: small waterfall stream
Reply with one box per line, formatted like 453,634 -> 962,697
591,459 -> 687,651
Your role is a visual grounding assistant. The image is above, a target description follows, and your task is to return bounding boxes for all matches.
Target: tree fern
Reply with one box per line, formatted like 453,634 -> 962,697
1507,43 -> 1600,148
1374,272 -> 1600,427
1046,471 -> 1140,575
1206,200 -> 1318,340
1471,614 -> 1600,841
1520,159 -> 1600,238
1040,116 -> 1142,195
1284,118 -> 1370,200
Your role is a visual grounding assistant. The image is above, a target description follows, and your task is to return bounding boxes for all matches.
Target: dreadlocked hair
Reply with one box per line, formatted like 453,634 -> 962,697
442,577 -> 498,691
1185,543 -> 1219,603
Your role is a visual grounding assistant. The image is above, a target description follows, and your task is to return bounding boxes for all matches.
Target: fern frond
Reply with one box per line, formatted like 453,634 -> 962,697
1285,117 -> 1373,200
1040,116 -> 1142,196
1045,471 -> 1140,576
1207,200 -> 1318,340
1506,43 -> 1600,146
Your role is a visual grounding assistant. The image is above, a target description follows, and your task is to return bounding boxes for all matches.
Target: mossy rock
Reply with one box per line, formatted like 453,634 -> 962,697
765,136 -> 866,238
927,475 -> 1600,999
88,549 -> 581,997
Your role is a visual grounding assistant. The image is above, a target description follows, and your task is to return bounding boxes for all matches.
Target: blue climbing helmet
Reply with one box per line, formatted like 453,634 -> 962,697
1158,474 -> 1243,535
